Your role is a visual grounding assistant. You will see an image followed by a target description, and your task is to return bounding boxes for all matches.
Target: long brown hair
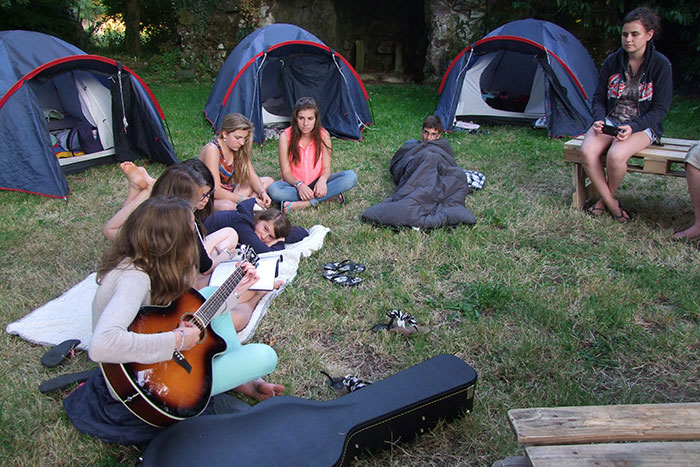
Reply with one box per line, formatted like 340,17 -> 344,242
151,165 -> 198,201
96,197 -> 199,305
181,158 -> 215,223
288,97 -> 328,166
219,113 -> 253,185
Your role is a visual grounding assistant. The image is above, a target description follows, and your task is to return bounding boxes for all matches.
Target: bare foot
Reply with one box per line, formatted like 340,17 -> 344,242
120,162 -> 154,191
282,200 -> 311,213
585,200 -> 606,217
672,223 -> 700,240
235,378 -> 284,400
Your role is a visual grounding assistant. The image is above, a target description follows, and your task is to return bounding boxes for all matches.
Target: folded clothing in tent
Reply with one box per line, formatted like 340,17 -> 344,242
362,139 -> 476,229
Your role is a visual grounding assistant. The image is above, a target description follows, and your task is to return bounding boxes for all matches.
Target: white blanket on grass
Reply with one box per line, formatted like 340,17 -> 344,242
6,225 -> 330,349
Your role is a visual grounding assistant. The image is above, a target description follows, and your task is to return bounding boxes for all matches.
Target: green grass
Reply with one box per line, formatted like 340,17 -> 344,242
1,82 -> 700,466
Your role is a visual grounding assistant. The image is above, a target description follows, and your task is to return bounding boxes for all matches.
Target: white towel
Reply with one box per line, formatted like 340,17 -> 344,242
6,225 -> 330,349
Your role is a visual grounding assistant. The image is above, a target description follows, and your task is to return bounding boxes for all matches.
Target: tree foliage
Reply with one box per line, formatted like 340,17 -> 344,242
481,0 -> 700,92
0,0 -> 81,43
100,0 -> 183,52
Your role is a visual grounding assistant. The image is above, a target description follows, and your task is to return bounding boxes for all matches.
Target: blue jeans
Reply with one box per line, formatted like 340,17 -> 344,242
267,170 -> 358,206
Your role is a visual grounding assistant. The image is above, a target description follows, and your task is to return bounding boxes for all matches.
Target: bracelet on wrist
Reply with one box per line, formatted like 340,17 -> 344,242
223,248 -> 234,261
174,329 -> 186,351
294,180 -> 303,189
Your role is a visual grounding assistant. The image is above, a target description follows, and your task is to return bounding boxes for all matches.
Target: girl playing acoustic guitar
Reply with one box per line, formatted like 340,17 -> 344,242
63,196 -> 284,444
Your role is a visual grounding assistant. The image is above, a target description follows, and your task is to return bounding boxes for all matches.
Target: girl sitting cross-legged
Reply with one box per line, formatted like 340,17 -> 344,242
267,97 -> 358,213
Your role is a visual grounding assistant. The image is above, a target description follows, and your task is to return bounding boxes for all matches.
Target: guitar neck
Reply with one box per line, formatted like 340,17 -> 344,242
195,266 -> 245,326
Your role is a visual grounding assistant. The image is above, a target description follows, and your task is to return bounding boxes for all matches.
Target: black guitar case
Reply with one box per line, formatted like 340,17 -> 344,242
142,354 -> 477,466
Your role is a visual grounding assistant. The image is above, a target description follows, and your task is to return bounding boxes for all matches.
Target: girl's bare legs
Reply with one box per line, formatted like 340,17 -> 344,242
673,164 -> 700,239
103,163 -> 156,240
214,199 -> 239,211
230,280 -> 284,331
581,129 -> 651,218
204,228 -> 239,261
121,162 -> 155,203
603,132 -> 653,217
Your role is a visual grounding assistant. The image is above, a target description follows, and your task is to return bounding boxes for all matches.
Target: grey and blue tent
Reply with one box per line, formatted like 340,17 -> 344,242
0,30 -> 177,198
204,23 -> 372,143
435,19 -> 598,138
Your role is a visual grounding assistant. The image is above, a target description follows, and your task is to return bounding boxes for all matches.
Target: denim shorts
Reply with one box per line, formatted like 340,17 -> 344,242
686,144 -> 700,170
605,118 -> 656,144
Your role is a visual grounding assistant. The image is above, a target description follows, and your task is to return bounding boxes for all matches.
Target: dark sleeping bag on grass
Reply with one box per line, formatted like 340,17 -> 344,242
362,138 -> 476,229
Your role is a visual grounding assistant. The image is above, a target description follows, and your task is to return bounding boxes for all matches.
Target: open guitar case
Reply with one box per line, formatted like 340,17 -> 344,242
142,354 -> 477,466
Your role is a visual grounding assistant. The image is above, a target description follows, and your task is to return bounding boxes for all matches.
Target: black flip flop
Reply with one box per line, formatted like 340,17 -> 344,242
320,371 -> 349,396
321,371 -> 372,397
323,270 -> 362,286
41,339 -> 81,368
323,259 -> 366,274
371,310 -> 429,336
39,369 -> 95,394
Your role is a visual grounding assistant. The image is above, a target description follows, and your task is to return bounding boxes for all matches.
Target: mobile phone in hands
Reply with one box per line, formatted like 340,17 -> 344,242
602,124 -> 621,136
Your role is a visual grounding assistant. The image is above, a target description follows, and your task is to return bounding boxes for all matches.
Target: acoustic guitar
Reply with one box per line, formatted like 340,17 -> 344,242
100,246 -> 258,427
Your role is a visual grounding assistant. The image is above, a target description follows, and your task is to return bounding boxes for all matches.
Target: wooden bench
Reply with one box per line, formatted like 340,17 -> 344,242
501,403 -> 700,466
563,136 -> 698,210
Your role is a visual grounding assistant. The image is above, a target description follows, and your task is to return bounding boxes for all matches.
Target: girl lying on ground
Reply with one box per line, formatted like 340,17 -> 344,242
198,113 -> 273,211
104,161 -> 238,283
268,97 -> 358,213
64,196 -> 283,445
105,160 -> 308,328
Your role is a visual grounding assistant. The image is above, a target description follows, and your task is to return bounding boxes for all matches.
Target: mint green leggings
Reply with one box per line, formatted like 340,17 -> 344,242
199,286 -> 278,396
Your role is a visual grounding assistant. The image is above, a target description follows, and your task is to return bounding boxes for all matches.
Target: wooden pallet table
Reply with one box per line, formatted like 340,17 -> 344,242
563,136 -> 698,209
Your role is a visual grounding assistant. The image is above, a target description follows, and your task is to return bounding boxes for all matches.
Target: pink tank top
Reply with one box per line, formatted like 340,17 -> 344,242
283,127 -> 324,185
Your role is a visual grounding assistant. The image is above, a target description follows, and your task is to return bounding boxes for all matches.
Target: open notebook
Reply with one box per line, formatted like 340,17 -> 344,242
208,251 -> 282,291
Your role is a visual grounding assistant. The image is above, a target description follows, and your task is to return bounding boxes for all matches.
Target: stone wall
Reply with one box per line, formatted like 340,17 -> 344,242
423,0 -> 485,82
177,0 -> 485,82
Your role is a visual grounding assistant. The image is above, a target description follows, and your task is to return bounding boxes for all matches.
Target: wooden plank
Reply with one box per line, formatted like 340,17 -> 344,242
491,456 -> 531,467
525,441 -> 700,467
508,403 -> 700,446
563,141 -> 690,160
572,164 -> 587,210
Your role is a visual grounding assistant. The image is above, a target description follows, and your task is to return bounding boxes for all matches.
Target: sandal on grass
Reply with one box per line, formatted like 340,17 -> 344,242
39,369 -> 94,394
611,201 -> 632,223
323,270 -> 362,286
371,310 -> 429,336
321,371 -> 371,396
323,259 -> 366,274
336,192 -> 345,205
41,339 -> 81,368
280,201 -> 292,214
585,204 -> 606,217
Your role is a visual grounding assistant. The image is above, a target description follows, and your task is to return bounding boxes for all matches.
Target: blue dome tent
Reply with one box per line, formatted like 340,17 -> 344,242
204,23 -> 372,143
0,30 -> 178,198
435,19 -> 598,138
